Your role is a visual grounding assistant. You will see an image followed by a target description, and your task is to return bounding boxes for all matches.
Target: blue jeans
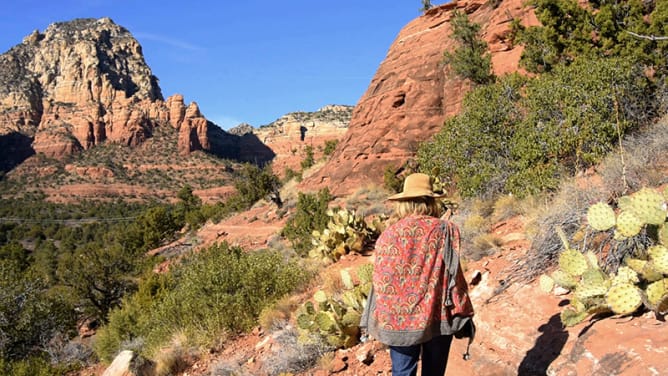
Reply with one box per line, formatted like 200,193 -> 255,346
389,335 -> 453,376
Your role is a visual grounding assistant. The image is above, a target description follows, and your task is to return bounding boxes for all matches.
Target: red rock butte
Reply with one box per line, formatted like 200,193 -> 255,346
300,0 -> 538,196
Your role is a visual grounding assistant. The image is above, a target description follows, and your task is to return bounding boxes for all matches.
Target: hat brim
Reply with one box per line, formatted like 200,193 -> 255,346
387,190 -> 447,201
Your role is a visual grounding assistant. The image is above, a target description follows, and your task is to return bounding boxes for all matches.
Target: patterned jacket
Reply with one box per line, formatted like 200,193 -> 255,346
361,214 -> 474,346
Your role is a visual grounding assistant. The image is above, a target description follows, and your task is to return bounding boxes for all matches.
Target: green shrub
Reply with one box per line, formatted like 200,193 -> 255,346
443,11 -> 495,85
282,188 -> 332,256
95,243 -> 310,362
230,163 -> 281,210
322,139 -> 339,157
419,56 -> 654,198
301,145 -> 315,170
417,74 -> 524,197
519,0 -> 668,74
383,165 -> 404,194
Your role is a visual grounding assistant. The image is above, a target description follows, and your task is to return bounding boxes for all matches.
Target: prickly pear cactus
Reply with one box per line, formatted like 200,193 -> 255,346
542,187 -> 668,326
309,208 -> 383,262
295,264 -> 373,349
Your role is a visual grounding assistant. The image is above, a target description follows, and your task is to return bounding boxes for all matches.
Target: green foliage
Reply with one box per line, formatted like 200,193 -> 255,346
282,188 -> 333,256
419,55 -> 654,198
383,165 -> 404,194
283,167 -> 303,183
301,145 -> 315,170
443,11 -> 495,85
420,0 -> 433,12
322,139 -> 339,157
519,0 -> 668,73
296,264 -> 372,349
418,74 -> 525,197
57,242 -> 146,320
230,163 -> 282,211
95,243 -> 310,362
0,261 -> 76,362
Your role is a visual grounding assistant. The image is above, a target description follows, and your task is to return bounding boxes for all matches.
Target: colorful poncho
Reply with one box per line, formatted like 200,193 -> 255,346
361,214 -> 474,346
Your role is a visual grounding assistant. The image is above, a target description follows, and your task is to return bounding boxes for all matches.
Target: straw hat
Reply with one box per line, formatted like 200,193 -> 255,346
387,173 -> 445,201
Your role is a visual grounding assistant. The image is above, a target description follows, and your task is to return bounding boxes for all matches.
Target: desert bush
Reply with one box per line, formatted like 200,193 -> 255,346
519,0 -> 668,74
301,145 -> 315,170
322,139 -> 339,157
282,188 -> 332,256
420,56 -> 654,198
229,163 -> 282,211
94,243 -> 311,362
261,327 -> 331,376
0,261 -> 77,372
443,10 -> 495,85
599,116 -> 668,195
491,194 -> 522,223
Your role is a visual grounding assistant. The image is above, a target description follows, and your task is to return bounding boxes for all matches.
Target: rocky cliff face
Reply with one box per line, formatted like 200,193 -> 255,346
0,17 -> 236,166
230,105 -> 352,175
301,0 -> 538,195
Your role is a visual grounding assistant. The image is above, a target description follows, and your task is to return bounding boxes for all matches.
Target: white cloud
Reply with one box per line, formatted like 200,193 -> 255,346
134,32 -> 204,51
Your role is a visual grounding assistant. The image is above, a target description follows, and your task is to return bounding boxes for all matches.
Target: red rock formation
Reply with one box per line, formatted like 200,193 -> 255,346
0,18 -> 224,160
301,0 -> 539,195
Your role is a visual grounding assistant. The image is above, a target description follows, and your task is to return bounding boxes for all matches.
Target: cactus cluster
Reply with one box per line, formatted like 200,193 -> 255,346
309,208 -> 384,262
586,187 -> 667,238
295,264 -> 373,348
542,187 -> 668,326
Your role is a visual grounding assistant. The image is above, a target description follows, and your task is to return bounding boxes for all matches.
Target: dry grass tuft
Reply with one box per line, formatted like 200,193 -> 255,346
491,194 -> 522,223
261,328 -> 332,376
259,295 -> 302,331
469,233 -> 504,261
600,116 -> 668,195
153,334 -> 197,376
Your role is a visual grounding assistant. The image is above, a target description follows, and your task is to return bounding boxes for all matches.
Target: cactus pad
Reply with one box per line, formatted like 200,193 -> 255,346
625,258 -> 647,274
581,267 -> 608,286
617,196 -> 634,212
587,202 -> 616,231
606,283 -> 642,315
539,274 -> 555,293
646,278 -> 668,305
630,188 -> 666,225
575,282 -> 608,300
611,266 -> 639,285
615,210 -> 643,237
648,245 -> 668,274
560,308 -> 589,327
340,269 -> 354,290
659,224 -> 668,246
551,270 -> 578,289
296,313 -> 314,330
314,290 -> 328,303
559,249 -> 588,276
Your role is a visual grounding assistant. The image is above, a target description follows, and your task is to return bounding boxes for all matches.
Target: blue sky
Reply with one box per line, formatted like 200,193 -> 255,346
0,1 -> 427,129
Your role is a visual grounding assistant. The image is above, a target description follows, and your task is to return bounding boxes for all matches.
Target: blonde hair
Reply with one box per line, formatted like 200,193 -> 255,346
393,197 -> 441,219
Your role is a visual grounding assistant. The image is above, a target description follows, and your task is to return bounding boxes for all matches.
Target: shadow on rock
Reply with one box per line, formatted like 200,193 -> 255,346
0,132 -> 34,174
517,313 -> 568,376
205,121 -> 276,164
